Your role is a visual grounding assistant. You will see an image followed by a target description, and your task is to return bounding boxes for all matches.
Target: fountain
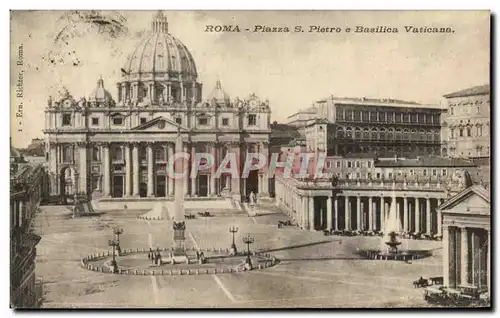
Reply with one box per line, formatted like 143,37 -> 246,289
358,183 -> 431,261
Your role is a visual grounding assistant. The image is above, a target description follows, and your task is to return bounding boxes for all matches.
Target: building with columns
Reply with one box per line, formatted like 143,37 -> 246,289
43,12 -> 272,202
441,84 -> 490,159
438,184 -> 490,301
275,154 -> 477,236
294,96 -> 445,158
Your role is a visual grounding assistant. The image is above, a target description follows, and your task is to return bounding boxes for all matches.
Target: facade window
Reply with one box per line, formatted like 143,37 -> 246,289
248,114 -> 257,126
410,169 -> 414,176
376,173 -> 381,179
91,117 -> 99,126
419,129 -> 426,141
403,129 -> 409,140
423,169 -> 427,176
432,169 -> 437,176
388,128 -> 394,140
395,128 -> 402,140
371,128 -> 378,140
367,172 -> 372,179
418,114 -> 425,124
175,117 -> 182,125
355,161 -> 360,168
92,147 -> 100,161
346,127 -> 353,139
198,117 -> 208,125
336,108 -> 344,120
450,107 -> 454,115
467,127 -> 472,137
140,117 -> 147,124
354,127 -> 361,139
433,130 -> 440,141
62,145 -> 73,163
388,173 -> 393,179
403,113 -> 409,122
347,161 -> 352,168
354,111 -> 361,122
337,127 -> 345,138
442,169 -> 447,176
367,161 -> 372,168
370,111 -> 378,122
62,114 -> 71,126
379,128 -> 386,140
387,112 -> 393,123
427,130 -> 433,141
362,111 -> 369,122
477,125 -> 482,136
113,117 -> 124,125
336,161 -> 341,168
450,128 -> 455,139
363,128 -> 369,139
356,172 -> 361,179
411,113 -> 417,123
222,118 -> 229,126
111,146 -> 123,161
459,128 -> 464,137
155,148 -> 166,161
395,112 -> 401,123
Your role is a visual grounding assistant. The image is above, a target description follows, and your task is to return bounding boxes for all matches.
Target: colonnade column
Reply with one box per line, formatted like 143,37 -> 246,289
380,198 -> 385,231
78,141 -> 88,196
437,199 -> 444,236
190,145 -> 197,196
184,143 -> 189,196
262,142 -> 269,195
102,143 -> 110,197
403,197 -> 408,232
124,144 -> 131,196
443,226 -> 450,287
327,196 -> 333,230
368,197 -> 373,230
167,143 -> 174,195
308,196 -> 314,231
210,143 -> 216,196
426,198 -> 432,235
345,196 -> 350,230
356,196 -> 361,231
460,227 -> 469,285
147,143 -> 154,197
415,198 -> 421,233
334,196 -> 339,230
132,143 -> 139,197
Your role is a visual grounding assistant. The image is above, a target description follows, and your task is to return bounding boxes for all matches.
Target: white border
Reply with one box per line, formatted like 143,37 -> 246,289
2,1 -> 498,317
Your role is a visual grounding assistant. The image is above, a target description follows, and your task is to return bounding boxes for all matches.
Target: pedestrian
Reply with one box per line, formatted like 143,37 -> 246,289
196,250 -> 199,260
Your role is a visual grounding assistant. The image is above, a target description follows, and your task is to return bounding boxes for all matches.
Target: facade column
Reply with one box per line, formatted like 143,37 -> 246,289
334,196 -> 339,230
426,198 -> 432,235
368,196 -> 373,231
147,143 -> 154,197
124,144 -> 131,196
327,196 -> 333,230
403,197 -> 409,232
345,196 -> 350,230
210,143 -> 217,196
302,195 -> 308,229
380,198 -> 385,231
184,144 -> 189,196
167,143 -> 174,195
78,142 -> 88,196
356,196 -> 361,231
132,143 -> 139,197
437,202 -> 442,236
415,198 -> 420,233
460,227 -> 469,285
102,143 -> 110,197
262,142 -> 269,195
231,143 -> 241,198
443,226 -> 450,287
191,145 -> 197,196
308,196 -> 314,231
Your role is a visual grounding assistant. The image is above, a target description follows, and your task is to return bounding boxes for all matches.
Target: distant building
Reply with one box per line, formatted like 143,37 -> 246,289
10,164 -> 49,308
438,184 -> 490,302
294,96 -> 445,157
441,84 -> 490,159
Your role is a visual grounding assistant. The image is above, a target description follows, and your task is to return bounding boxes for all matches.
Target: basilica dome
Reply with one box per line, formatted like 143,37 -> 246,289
122,11 -> 198,79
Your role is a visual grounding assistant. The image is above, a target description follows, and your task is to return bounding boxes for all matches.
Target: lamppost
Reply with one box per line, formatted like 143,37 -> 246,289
242,233 -> 255,268
113,226 -> 124,255
229,226 -> 238,255
108,239 -> 119,273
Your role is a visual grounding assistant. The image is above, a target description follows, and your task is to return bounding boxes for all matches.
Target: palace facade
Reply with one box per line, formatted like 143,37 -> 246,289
43,12 -> 271,202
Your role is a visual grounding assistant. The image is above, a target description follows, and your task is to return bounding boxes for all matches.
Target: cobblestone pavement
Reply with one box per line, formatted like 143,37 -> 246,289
34,203 -> 443,308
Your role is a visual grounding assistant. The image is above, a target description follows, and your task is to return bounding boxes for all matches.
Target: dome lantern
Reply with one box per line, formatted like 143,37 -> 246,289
151,11 -> 168,33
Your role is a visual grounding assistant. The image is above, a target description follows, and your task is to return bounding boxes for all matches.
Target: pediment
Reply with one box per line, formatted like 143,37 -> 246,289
131,116 -> 188,132
439,185 -> 490,216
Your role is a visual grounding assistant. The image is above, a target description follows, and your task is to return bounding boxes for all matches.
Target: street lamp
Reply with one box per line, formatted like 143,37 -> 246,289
113,226 -> 124,255
242,233 -> 255,268
108,239 -> 119,273
229,226 -> 238,254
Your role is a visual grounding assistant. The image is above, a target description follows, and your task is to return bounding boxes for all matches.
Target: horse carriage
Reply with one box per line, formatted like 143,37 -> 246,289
185,213 -> 196,219
197,211 -> 213,217
277,220 -> 294,228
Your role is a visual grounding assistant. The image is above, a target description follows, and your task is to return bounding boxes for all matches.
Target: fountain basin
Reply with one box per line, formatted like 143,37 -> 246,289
358,249 -> 432,261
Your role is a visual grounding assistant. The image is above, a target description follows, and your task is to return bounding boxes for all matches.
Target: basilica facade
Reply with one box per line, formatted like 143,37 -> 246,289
44,12 -> 271,202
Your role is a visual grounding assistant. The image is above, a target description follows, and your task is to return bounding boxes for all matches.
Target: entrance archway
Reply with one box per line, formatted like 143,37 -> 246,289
59,166 -> 77,205
246,170 -> 259,197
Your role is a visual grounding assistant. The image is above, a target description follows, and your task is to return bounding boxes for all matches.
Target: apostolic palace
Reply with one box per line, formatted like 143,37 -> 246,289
43,12 -> 271,202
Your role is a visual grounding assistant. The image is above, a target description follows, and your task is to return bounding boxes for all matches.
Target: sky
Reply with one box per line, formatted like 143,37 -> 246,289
10,10 -> 490,148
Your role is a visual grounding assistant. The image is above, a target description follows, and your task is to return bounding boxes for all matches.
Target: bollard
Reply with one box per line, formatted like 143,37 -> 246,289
206,269 -> 209,274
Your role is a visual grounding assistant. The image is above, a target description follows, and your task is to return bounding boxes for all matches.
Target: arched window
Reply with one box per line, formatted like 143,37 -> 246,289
459,127 -> 464,137
442,148 -> 448,157
433,130 -> 440,141
477,124 -> 482,136
427,130 -> 432,141
363,128 -> 369,139
111,145 -> 123,161
395,128 -> 402,140
371,127 -> 378,140
450,128 -> 455,139
346,127 -> 353,138
379,128 -> 386,140
467,126 -> 472,137
388,128 -> 394,140
355,127 -> 361,139
403,129 -> 409,140
450,107 -> 454,115
337,126 -> 345,138
411,129 -> 417,140
92,147 -> 100,161
419,129 -> 426,141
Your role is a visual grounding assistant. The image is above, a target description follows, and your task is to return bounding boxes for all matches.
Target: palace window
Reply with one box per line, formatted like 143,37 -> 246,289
336,108 -> 344,120
433,130 -> 440,141
113,117 -> 124,125
346,110 -> 353,121
459,128 -> 464,137
477,125 -> 483,136
395,112 -> 401,123
62,114 -> 71,126
427,130 -> 433,141
370,111 -> 378,122
356,172 -> 361,179
92,147 -> 100,161
111,145 -> 123,161
355,161 -> 360,168
175,117 -> 182,125
346,127 -> 353,138
433,169 -> 437,176
467,127 -> 472,137
403,113 -> 409,122
354,111 -> 361,122
336,161 -> 341,168
347,161 -> 352,168
376,173 -> 381,179
363,128 -> 369,139
395,128 -> 402,140
91,117 -> 99,126
388,128 -> 394,140
426,114 -> 432,124
198,117 -> 208,125
403,129 -> 409,140
420,129 -> 426,141
248,114 -> 257,126
379,128 -> 386,140
367,161 -> 372,168
140,117 -> 147,124
354,127 -> 361,139
442,169 -> 447,176
388,173 -> 393,179
337,127 -> 345,138
362,111 -> 369,122
155,148 -> 166,161
423,169 -> 427,176
387,112 -> 393,123
222,118 -> 229,126
410,113 -> 417,123
371,128 -> 378,140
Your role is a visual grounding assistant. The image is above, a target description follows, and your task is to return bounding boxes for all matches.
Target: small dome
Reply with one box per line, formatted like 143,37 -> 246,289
207,80 -> 231,106
89,77 -> 114,106
123,11 -> 197,80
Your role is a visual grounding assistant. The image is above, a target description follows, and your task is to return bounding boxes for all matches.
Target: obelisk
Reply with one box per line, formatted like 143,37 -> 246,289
172,128 -> 186,258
